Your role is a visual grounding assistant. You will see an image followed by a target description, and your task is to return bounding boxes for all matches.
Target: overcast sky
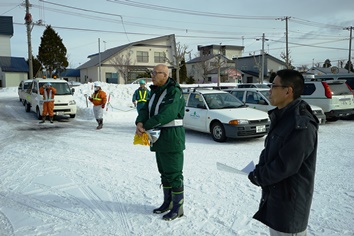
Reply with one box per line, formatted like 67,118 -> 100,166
1,0 -> 353,69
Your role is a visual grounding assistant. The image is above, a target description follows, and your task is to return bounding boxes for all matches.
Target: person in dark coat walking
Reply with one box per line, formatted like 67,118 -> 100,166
248,69 -> 319,236
135,64 -> 185,221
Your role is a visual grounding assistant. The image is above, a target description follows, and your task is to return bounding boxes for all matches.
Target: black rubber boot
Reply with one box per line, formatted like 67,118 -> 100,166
39,116 -> 46,123
162,188 -> 184,221
49,116 -> 53,123
153,186 -> 172,214
97,119 -> 103,129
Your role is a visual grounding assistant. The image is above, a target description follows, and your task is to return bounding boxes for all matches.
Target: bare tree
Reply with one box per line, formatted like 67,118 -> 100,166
194,59 -> 211,83
165,42 -> 191,83
280,50 -> 292,69
111,51 -> 133,84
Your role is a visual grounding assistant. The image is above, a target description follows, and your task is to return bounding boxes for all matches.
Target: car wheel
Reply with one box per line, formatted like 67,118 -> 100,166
69,114 -> 76,118
25,101 -> 31,112
36,107 -> 42,120
211,122 -> 227,142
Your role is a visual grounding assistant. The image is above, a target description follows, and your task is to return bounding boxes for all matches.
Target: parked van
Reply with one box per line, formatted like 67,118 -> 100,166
24,78 -> 77,119
18,80 -> 32,105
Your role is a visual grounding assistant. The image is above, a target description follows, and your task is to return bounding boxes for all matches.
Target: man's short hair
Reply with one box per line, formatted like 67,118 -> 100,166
276,69 -> 304,99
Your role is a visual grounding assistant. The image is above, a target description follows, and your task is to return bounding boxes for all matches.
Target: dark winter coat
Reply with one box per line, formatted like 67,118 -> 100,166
251,99 -> 318,233
135,78 -> 185,152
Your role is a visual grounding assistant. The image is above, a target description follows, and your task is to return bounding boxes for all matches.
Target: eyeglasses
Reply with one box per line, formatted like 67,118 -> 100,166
270,84 -> 288,89
151,71 -> 165,76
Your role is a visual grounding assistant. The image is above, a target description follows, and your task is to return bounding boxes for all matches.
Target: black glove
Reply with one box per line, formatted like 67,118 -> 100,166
248,171 -> 260,186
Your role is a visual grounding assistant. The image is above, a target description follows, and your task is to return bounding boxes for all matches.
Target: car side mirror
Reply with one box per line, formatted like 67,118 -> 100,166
71,88 -> 75,94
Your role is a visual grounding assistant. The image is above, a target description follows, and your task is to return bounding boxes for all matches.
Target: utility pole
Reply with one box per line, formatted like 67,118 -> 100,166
25,0 -> 33,80
217,43 -> 222,87
257,33 -> 268,84
98,38 -> 101,82
344,26 -> 353,73
277,16 -> 291,68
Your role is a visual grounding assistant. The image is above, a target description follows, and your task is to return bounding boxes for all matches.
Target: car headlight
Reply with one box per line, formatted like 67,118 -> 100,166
69,100 -> 76,105
229,119 -> 249,125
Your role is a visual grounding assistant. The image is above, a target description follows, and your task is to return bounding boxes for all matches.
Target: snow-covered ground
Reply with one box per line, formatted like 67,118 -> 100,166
0,83 -> 353,236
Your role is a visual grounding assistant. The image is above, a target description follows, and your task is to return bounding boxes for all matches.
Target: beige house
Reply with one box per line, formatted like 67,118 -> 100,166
77,34 -> 177,84
186,44 -> 244,83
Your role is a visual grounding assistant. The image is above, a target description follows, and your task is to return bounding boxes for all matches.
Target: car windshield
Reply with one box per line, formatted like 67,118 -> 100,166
39,82 -> 72,95
24,82 -> 31,89
203,93 -> 244,109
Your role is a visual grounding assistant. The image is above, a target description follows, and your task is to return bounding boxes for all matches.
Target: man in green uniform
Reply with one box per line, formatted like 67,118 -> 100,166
132,79 -> 150,112
135,64 -> 185,221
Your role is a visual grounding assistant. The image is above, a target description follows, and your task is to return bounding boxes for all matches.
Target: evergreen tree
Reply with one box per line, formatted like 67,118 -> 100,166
37,25 -> 68,77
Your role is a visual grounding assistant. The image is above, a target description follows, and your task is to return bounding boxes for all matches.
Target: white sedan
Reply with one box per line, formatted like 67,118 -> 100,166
183,89 -> 270,142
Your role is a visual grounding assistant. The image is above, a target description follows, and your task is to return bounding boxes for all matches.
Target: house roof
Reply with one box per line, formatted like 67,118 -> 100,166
0,56 -> 29,72
186,54 -> 233,64
58,69 -> 80,77
197,44 -> 244,51
77,34 -> 175,70
236,53 -> 286,66
0,16 -> 13,36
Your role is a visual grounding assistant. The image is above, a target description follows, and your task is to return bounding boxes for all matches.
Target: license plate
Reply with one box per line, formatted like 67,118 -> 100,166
256,125 -> 266,133
56,112 -> 65,116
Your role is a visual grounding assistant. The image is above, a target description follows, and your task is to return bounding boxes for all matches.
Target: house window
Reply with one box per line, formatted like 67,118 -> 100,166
137,51 -> 149,63
154,52 -> 165,63
106,72 -> 118,84
207,77 -> 212,82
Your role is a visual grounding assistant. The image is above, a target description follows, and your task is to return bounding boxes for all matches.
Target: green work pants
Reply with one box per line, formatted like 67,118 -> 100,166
155,151 -> 184,189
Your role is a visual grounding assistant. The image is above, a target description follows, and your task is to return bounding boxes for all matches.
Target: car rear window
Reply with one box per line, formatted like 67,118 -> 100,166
338,77 -> 354,90
328,83 -> 352,95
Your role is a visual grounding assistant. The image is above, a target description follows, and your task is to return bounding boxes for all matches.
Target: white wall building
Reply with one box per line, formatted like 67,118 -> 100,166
77,34 -> 177,84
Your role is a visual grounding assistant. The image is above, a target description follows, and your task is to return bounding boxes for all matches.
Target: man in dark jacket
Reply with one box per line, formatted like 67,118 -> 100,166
248,69 -> 318,235
135,64 -> 185,221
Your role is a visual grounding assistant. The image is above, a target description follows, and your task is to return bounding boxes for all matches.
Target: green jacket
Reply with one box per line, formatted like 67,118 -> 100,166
135,78 -> 185,152
132,87 -> 150,111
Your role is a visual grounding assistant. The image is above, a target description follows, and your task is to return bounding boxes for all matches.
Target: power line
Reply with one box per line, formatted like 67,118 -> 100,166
106,0 -> 279,20
31,3 -> 278,37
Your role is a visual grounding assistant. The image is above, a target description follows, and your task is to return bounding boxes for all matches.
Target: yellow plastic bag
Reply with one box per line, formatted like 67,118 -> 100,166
133,133 -> 150,146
